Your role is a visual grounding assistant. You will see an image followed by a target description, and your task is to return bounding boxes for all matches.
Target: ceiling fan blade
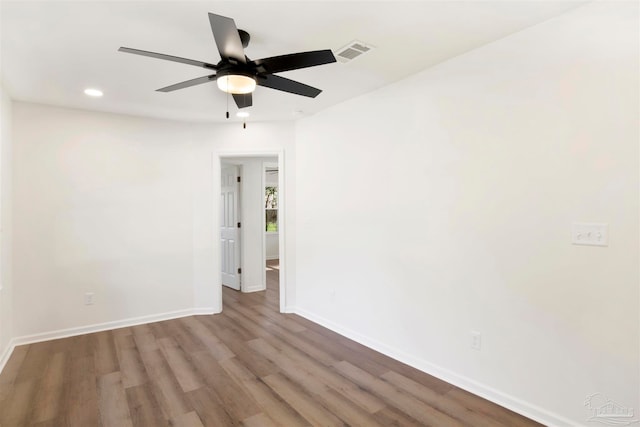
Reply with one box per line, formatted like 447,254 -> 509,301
118,47 -> 217,70
251,50 -> 336,74
257,75 -> 322,98
233,93 -> 253,109
208,13 -> 246,64
156,74 -> 217,92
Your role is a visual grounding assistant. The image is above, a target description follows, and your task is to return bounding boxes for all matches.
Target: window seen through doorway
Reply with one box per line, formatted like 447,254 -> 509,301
265,186 -> 278,232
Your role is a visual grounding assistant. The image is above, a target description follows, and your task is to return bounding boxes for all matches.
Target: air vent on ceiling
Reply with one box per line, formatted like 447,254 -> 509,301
336,41 -> 373,63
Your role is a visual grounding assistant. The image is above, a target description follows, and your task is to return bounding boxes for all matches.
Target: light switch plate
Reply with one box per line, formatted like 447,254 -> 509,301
84,292 -> 95,305
572,223 -> 608,247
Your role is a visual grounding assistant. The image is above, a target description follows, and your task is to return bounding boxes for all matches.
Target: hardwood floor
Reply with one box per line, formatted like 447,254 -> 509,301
0,260 -> 542,426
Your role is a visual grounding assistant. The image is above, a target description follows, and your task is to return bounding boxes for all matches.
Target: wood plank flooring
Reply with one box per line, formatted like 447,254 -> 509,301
0,260 -> 543,426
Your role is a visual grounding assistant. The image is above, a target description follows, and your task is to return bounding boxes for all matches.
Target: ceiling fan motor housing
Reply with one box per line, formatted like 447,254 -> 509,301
238,29 -> 250,48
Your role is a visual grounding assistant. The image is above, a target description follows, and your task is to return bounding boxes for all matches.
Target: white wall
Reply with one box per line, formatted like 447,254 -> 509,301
0,82 -> 13,361
265,234 -> 279,260
240,159 -> 264,292
295,2 -> 638,426
265,169 -> 278,187
11,103 -> 295,337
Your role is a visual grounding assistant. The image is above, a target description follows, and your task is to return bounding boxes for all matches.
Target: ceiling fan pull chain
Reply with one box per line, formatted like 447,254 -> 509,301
241,93 -> 247,128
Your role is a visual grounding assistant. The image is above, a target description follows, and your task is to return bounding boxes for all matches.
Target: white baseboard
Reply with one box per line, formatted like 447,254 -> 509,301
293,307 -> 577,427
0,339 -> 17,374
192,307 -> 217,316
0,307 -> 217,375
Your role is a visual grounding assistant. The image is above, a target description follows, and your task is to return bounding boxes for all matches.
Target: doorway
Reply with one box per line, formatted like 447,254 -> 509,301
217,151 -> 286,313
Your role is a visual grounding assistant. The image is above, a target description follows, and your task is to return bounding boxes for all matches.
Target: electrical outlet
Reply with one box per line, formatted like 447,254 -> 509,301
572,223 -> 608,246
84,292 -> 95,305
470,331 -> 482,351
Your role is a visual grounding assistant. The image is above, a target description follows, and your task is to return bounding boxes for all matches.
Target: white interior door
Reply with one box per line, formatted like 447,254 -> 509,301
221,165 -> 241,290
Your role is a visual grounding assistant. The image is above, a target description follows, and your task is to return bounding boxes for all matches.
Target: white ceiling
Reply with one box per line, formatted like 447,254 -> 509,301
1,1 -> 585,124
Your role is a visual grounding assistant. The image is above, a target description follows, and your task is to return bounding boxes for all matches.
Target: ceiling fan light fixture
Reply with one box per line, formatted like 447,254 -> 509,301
217,74 -> 256,94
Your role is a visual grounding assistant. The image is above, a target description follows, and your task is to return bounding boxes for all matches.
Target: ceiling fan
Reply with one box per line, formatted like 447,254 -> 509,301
119,13 -> 337,115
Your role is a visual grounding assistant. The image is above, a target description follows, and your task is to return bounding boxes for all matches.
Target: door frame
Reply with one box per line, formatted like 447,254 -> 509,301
215,149 -> 287,313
